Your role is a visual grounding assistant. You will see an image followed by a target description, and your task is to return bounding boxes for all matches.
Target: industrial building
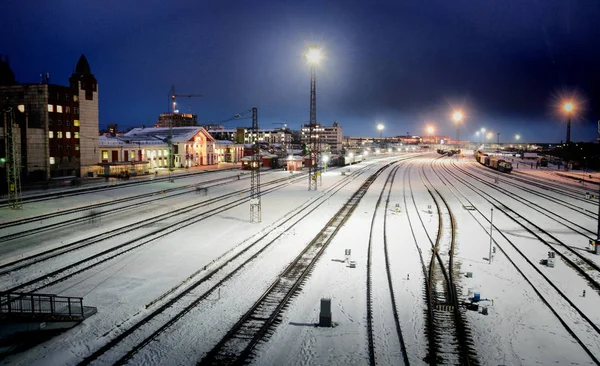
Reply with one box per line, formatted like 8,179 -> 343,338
155,113 -> 198,128
301,121 -> 342,153
208,127 -> 292,149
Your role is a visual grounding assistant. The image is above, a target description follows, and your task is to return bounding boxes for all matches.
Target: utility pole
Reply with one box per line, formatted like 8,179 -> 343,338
3,106 -> 22,209
308,61 -> 318,191
489,208 -> 494,264
250,107 -> 261,223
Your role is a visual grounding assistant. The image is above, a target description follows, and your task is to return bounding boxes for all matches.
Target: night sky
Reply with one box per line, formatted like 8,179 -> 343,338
2,0 -> 599,143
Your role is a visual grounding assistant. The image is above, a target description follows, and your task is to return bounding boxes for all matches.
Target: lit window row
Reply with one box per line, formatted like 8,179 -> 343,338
47,105 -> 77,114
49,131 -> 79,139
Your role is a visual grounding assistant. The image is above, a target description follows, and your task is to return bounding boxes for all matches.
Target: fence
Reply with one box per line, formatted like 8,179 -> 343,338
0,292 -> 84,319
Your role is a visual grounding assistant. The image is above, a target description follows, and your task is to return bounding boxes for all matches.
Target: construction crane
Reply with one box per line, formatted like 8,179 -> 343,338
166,85 -> 202,175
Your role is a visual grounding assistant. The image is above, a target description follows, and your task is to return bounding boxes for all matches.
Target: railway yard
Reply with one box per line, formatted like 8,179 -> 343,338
1,151 -> 599,365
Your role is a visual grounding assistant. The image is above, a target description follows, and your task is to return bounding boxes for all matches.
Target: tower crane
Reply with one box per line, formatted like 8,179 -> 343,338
166,85 -> 202,175
169,85 -> 202,114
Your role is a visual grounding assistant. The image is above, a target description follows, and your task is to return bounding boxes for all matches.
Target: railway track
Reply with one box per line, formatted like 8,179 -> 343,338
433,158 -> 600,364
199,162 -> 395,365
0,172 -> 308,279
465,161 -> 598,216
418,160 -> 475,365
75,162 -> 383,365
449,161 -> 600,287
0,171 -> 268,236
0,172 -> 317,294
365,162 -> 409,365
0,167 -> 240,209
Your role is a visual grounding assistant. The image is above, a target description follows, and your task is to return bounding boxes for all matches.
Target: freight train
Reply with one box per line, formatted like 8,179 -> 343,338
473,150 -> 513,173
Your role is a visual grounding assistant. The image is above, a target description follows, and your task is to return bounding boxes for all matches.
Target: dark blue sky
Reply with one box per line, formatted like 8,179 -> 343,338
2,0 -> 599,142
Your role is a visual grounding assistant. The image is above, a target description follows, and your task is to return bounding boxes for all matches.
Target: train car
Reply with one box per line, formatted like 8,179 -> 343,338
498,160 -> 513,173
488,157 -> 500,169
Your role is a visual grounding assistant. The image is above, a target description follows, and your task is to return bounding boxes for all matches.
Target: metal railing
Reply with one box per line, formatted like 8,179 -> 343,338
0,292 -> 84,319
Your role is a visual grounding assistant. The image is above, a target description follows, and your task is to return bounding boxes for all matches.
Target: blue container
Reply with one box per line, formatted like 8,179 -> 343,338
473,292 -> 480,302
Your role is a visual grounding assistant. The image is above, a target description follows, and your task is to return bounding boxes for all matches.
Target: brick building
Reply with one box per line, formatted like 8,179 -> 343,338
0,54 -> 99,184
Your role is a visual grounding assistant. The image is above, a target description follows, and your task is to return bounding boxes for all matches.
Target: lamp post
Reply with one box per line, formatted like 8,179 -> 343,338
306,46 -> 322,190
452,111 -> 463,148
515,134 -> 520,143
480,128 -> 486,147
377,123 -> 384,140
563,102 -> 574,144
427,125 -> 435,147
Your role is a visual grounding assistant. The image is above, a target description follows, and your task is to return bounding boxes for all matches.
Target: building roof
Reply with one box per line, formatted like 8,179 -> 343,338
125,126 -> 216,143
75,54 -> 91,74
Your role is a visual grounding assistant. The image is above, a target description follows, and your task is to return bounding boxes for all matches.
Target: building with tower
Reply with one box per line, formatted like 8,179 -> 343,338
0,54 -> 100,192
69,54 -> 99,178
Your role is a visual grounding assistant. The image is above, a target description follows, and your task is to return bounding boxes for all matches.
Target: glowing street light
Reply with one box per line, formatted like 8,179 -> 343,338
306,48 -> 322,65
452,111 -> 463,147
377,123 -> 384,139
515,134 -> 520,142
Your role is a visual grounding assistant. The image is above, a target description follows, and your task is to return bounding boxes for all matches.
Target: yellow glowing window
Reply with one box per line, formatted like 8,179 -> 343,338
74,132 -> 80,139
56,105 -> 63,113
49,131 -> 54,138
66,132 -> 71,138
57,131 -> 63,138
102,151 -> 108,159
18,105 -> 25,112
74,120 -> 80,126
50,157 -> 55,165
47,104 -> 54,112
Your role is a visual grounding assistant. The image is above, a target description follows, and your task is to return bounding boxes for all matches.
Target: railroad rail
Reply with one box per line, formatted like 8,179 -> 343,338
200,162 -> 395,365
434,158 -> 600,364
75,162 -> 382,365
365,162 -> 409,365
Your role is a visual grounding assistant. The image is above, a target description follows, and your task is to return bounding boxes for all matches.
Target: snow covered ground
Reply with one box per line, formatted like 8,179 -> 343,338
1,153 -> 599,365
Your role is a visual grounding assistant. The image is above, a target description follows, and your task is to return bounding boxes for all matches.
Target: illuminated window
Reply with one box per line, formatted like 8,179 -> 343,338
73,95 -> 78,102
49,131 -> 54,138
57,131 -> 63,138
158,150 -> 162,157
74,120 -> 80,126
47,104 -> 54,112
74,132 -> 79,139
50,157 -> 55,165
102,151 -> 108,159
164,150 -> 168,156
66,132 -> 71,138
17,105 -> 25,112
75,145 -> 80,151
130,151 -> 135,159
56,105 -> 63,113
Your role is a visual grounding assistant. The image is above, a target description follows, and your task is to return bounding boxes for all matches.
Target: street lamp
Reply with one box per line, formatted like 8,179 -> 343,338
377,123 -> 384,139
480,128 -> 486,146
563,101 -> 575,144
306,46 -> 322,190
452,111 -> 463,147
515,134 -> 520,142
426,125 -> 435,145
